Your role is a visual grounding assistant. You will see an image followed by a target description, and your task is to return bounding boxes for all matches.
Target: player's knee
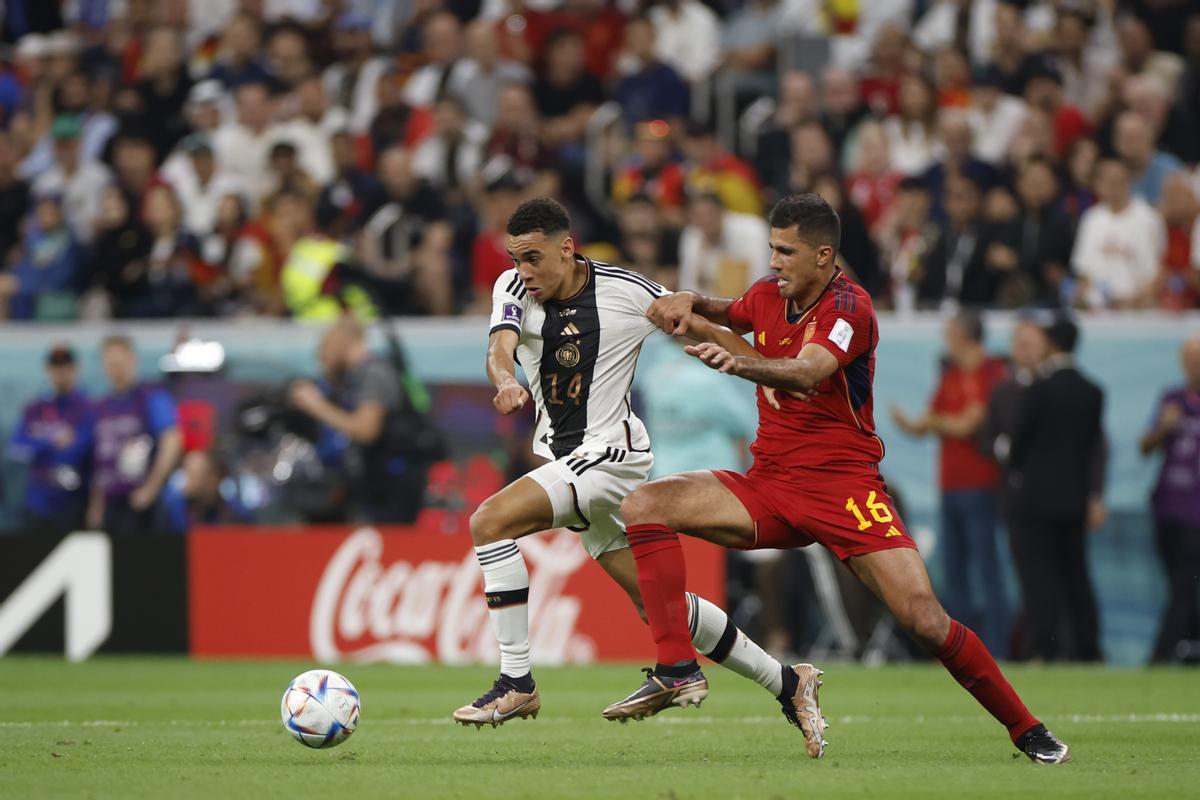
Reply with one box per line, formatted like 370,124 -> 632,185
468,501 -> 508,545
620,487 -> 660,527
898,594 -> 950,648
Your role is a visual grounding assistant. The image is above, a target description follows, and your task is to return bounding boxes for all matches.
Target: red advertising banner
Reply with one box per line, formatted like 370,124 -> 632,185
189,526 -> 725,663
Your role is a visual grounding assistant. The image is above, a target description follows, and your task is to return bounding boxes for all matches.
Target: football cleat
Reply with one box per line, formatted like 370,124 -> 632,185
1016,724 -> 1071,764
778,663 -> 826,758
453,677 -> 540,728
602,667 -> 708,722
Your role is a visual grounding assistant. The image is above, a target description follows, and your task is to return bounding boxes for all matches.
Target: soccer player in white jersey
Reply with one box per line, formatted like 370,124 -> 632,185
453,198 -> 815,731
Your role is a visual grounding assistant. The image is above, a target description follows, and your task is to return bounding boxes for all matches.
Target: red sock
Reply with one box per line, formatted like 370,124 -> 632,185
625,524 -> 696,666
937,619 -> 1040,741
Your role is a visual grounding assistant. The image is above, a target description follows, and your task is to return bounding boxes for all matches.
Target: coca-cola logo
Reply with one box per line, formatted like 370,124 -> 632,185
310,528 -> 597,665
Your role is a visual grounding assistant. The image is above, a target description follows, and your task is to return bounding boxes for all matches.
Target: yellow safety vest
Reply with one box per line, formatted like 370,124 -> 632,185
282,237 -> 378,321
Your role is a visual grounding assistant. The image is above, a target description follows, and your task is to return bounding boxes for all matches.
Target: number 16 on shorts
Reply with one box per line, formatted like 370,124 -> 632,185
845,491 -> 903,537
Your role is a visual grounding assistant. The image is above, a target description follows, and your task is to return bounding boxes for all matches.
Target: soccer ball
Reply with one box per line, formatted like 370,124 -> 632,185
280,669 -> 361,748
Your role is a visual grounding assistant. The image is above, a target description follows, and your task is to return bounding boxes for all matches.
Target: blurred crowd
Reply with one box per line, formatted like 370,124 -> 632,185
0,0 -> 1197,321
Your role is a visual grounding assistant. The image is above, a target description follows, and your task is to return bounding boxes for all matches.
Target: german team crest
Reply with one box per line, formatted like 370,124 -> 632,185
556,343 -> 581,367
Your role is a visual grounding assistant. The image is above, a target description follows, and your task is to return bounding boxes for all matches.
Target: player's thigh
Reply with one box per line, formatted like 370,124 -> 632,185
469,474 -> 555,545
621,470 -> 756,549
847,546 -> 950,646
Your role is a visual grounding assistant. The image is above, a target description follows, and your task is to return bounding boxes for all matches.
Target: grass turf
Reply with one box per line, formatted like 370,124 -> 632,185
0,658 -> 1197,799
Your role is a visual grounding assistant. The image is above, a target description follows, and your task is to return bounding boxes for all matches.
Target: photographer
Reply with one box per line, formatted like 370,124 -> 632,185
287,318 -> 435,523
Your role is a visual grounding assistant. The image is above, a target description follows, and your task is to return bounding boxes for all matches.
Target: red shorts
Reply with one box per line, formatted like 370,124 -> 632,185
712,465 -> 919,561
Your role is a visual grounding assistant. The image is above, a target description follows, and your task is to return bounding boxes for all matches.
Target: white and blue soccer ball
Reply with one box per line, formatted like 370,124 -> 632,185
280,669 -> 361,749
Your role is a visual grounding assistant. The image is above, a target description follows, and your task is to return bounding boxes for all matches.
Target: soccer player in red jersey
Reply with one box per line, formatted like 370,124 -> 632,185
602,194 -> 1071,765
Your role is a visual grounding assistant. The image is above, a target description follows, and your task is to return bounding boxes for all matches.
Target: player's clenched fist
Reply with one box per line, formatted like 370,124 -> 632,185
648,291 -> 694,336
493,381 -> 530,414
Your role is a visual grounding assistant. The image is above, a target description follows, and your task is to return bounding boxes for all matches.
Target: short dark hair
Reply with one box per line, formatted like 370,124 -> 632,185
506,197 -> 571,237
898,176 -> 929,193
1044,315 -> 1079,353
768,193 -> 840,251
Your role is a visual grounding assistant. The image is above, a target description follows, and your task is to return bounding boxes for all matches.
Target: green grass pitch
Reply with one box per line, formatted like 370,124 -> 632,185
1,658 -> 1197,799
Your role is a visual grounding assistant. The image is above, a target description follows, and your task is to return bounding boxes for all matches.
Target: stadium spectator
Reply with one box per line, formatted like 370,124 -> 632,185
265,24 -> 315,91
288,318 -> 433,523
279,192 -> 370,320
111,135 -> 160,204
31,115 -> 111,244
719,0 -> 782,100
1025,58 -> 1096,162
922,108 -> 997,217
966,66 -> 1026,167
469,171 -> 526,311
178,80 -> 226,141
648,0 -> 721,84
820,66 -> 870,161
611,119 -> 685,221
136,26 -> 194,161
7,345 -> 93,534
1116,12 -> 1185,98
18,70 -> 117,181
892,312 -> 1011,657
811,173 -> 884,299
125,183 -> 206,318
404,12 -> 465,109
1008,316 -> 1106,662
613,16 -> 689,127
448,19 -> 531,129
0,132 -> 30,265
315,130 -> 386,239
208,12 -> 273,90
161,133 -> 248,237
768,119 -> 835,203
1156,172 -> 1200,311
1114,111 -> 1182,206
360,146 -> 454,315
933,46 -> 972,109
213,81 -> 278,204
411,94 -> 488,200
269,76 -> 345,188
845,120 -> 901,235
1,190 -> 82,320
877,176 -> 937,311
87,335 -> 183,536
615,192 -> 681,289
860,22 -> 906,115
683,120 -> 762,215
1140,333 -> 1200,663
884,72 -> 939,176
1070,158 -> 1164,309
916,173 -> 1002,309
1120,74 -> 1196,167
485,82 -> 559,199
1053,7 -> 1118,122
677,192 -> 769,297
984,0 -> 1039,96
533,27 -> 606,152
1062,136 -> 1099,218
322,12 -> 390,134
752,71 -> 818,198
989,156 -> 1076,308
84,186 -> 151,319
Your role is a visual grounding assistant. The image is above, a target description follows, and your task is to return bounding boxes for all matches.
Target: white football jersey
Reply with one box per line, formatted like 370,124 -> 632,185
489,255 -> 667,461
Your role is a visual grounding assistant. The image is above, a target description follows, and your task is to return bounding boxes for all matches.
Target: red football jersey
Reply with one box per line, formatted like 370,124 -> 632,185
727,271 -> 885,475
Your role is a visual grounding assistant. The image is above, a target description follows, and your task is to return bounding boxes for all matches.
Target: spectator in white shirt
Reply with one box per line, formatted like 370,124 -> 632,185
1053,7 -> 1118,121
649,0 -> 721,83
967,66 -> 1026,166
213,81 -> 278,207
160,134 -> 249,236
322,12 -> 391,135
411,94 -> 488,200
269,76 -> 347,187
31,115 -> 112,244
403,12 -> 464,109
678,192 -> 770,296
448,19 -> 532,128
1071,158 -> 1165,309
883,72 -> 940,176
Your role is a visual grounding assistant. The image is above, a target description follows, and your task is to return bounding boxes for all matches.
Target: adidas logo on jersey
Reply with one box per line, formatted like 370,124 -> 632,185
561,323 -> 581,336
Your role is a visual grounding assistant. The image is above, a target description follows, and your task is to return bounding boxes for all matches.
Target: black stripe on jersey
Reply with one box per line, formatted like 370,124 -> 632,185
542,260 -> 599,459
572,450 -> 610,475
592,262 -> 667,296
490,322 -> 520,337
594,266 -> 666,298
506,274 -> 521,295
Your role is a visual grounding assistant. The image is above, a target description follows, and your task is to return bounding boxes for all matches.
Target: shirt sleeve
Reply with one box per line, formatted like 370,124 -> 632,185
360,361 -> 401,410
489,270 -> 526,337
726,282 -> 764,332
807,291 -> 874,367
146,389 -> 179,437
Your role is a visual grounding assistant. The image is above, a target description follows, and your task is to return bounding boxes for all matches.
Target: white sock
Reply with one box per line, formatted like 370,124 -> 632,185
687,592 -> 784,696
476,540 -> 531,678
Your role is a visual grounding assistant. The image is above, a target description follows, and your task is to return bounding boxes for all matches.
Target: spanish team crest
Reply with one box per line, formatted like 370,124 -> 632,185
555,343 -> 581,367
802,320 -> 818,346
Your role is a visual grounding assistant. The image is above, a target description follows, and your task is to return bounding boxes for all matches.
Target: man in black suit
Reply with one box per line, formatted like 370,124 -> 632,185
916,173 -> 1003,309
1008,316 -> 1107,661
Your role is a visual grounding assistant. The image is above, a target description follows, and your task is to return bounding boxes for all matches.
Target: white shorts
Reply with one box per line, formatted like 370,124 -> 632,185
527,445 -> 654,559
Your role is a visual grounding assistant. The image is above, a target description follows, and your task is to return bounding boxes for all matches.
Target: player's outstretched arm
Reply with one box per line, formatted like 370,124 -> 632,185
648,291 -> 742,336
684,316 -> 784,408
686,341 -> 839,394
486,329 -> 531,415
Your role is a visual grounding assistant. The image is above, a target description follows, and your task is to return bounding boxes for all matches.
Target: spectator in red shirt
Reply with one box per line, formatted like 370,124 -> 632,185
890,311 -> 1012,657
1023,59 -> 1093,160
468,171 -> 526,312
1156,171 -> 1200,311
